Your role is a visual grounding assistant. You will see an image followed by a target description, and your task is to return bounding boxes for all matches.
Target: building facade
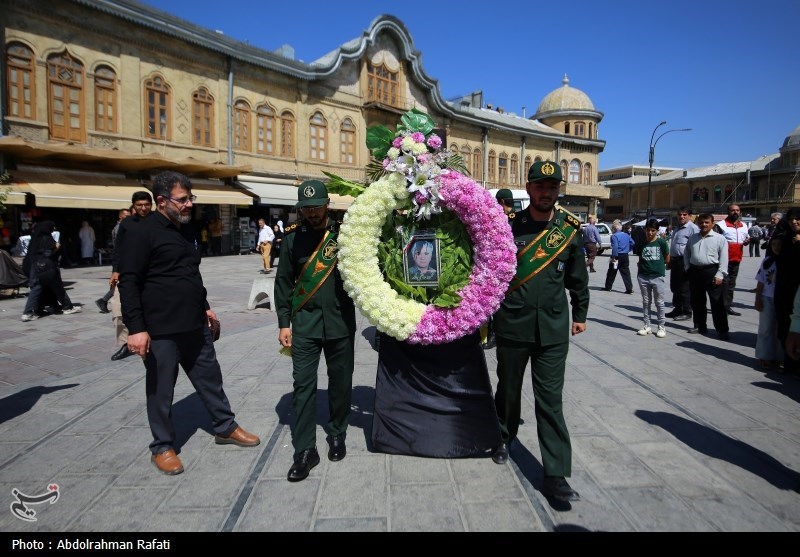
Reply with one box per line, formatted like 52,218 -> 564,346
0,0 -> 608,256
600,126 -> 800,224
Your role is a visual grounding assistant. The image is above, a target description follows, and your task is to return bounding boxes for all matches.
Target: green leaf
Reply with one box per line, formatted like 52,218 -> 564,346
366,126 -> 395,160
321,171 -> 367,198
398,108 -> 434,136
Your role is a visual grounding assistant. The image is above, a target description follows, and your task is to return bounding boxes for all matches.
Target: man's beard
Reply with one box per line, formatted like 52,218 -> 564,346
531,198 -> 555,213
728,213 -> 739,221
165,203 -> 191,224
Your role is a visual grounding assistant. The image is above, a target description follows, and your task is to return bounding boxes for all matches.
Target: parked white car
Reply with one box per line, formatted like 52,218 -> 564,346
580,222 -> 612,254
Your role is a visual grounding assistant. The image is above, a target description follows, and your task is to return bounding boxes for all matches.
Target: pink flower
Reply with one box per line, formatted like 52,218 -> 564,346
411,132 -> 426,143
392,136 -> 403,148
426,134 -> 442,150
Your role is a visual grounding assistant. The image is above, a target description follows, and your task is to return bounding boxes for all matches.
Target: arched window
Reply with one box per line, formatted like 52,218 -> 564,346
575,122 -> 585,137
569,160 -> 581,184
48,51 -> 85,142
589,122 -> 594,138
524,155 -> 532,183
6,42 -> 36,120
144,74 -> 170,140
472,147 -> 482,181
560,160 -> 569,182
233,100 -> 251,151
714,185 -> 722,203
488,150 -> 497,186
280,110 -> 295,158
534,155 -> 543,163
256,104 -> 275,155
461,145 -> 471,175
340,117 -> 356,165
309,111 -> 327,161
564,122 -> 570,134
498,152 -> 508,185
94,65 -> 117,133
367,63 -> 399,107
192,86 -> 214,147
510,154 -> 519,186
724,185 -> 733,201
583,162 -> 592,185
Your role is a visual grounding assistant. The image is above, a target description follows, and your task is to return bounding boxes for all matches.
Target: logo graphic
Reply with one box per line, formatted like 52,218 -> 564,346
541,162 -> 555,176
546,228 -> 566,248
322,239 -> 338,260
10,484 -> 60,522
303,185 -> 316,198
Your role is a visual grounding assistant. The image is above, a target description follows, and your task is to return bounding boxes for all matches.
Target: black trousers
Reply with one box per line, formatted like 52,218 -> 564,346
144,326 -> 237,454
723,261 -> 741,311
669,261 -> 692,315
688,265 -> 729,334
604,253 -> 633,292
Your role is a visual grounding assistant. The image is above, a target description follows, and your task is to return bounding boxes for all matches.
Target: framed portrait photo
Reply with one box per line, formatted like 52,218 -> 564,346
403,233 -> 440,287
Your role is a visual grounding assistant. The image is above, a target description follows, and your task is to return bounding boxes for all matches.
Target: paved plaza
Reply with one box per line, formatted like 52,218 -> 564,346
0,252 -> 798,533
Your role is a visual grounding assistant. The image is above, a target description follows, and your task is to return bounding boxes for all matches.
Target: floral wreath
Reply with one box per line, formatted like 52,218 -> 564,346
332,109 -> 516,345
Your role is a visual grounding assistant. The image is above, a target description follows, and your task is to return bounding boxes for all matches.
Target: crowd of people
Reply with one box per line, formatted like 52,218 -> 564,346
8,166 -> 800,507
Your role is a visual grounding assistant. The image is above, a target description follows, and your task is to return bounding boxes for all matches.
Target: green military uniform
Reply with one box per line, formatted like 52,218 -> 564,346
494,170 -> 589,478
274,183 -> 356,457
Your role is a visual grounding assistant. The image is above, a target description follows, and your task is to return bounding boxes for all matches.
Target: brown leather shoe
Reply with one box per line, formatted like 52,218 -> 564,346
215,426 -> 260,447
151,449 -> 184,475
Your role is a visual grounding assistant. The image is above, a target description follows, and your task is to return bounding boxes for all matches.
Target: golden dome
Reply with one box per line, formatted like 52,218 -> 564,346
536,74 -> 595,114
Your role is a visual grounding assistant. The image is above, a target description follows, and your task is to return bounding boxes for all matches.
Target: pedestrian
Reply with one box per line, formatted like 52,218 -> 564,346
748,222 -> 763,257
666,207 -> 699,322
636,218 -> 670,338
106,192 -> 153,361
209,218 -> 222,255
754,237 -> 784,369
784,287 -> 800,363
761,212 -> 782,249
495,188 -> 515,218
602,221 -> 635,293
773,208 -> 800,375
95,208 -> 130,314
684,213 -> 729,341
491,160 -> 589,503
714,204 -> 749,316
256,218 -> 275,273
21,220 -> 82,321
274,180 -> 356,483
119,171 -> 260,475
270,223 -> 283,269
78,220 -> 96,265
582,216 -> 602,273
483,189 -> 516,350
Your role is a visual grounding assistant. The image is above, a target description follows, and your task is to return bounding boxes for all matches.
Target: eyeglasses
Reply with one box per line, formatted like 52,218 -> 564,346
167,195 -> 197,206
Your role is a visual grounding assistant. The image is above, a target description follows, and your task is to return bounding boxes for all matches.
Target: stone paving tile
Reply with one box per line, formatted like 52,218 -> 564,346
611,486 -> 717,531
236,478 -> 320,532
61,426 -> 151,474
545,469 -> 635,532
389,483 -> 464,532
463,498 -> 543,532
70,486 -> 179,531
318,454 -> 386,518
314,517 -> 387,532
1,433 -> 107,483
388,454 -> 448,483
571,435 -> 660,489
451,458 -> 528,503
0,405 -> 88,442
688,495 -> 791,532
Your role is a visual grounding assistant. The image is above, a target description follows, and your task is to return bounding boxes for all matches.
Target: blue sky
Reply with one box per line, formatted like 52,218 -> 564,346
140,0 -> 798,170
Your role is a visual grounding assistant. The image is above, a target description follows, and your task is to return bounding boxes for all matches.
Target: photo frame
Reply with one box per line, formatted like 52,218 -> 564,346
403,233 -> 440,287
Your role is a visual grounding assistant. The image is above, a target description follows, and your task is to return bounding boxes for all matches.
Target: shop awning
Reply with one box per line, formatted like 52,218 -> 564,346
8,167 -> 253,209
0,136 -> 251,178
237,180 -> 298,206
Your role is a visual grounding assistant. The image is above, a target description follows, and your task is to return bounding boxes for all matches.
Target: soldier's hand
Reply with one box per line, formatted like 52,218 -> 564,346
572,322 -> 586,336
279,327 -> 292,347
127,332 -> 150,358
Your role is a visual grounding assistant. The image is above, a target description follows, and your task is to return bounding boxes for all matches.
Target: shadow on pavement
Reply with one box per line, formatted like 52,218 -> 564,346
676,339 -> 754,366
636,410 -> 800,492
751,376 -> 800,404
0,384 -> 79,424
171,392 -> 214,450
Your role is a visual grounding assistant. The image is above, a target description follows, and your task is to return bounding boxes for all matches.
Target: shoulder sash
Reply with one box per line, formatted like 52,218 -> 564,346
507,212 -> 578,294
291,230 -> 339,316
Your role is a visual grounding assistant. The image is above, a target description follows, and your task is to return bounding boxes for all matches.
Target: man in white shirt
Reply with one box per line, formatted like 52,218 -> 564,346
684,213 -> 729,340
257,218 -> 275,274
714,204 -> 749,316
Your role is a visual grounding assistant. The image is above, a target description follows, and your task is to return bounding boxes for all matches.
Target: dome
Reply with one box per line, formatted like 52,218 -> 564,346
782,124 -> 800,150
536,74 -> 595,115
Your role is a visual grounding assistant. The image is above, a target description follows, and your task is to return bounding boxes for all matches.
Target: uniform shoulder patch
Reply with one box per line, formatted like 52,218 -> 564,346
284,222 -> 299,234
561,210 -> 581,229
508,212 -> 516,220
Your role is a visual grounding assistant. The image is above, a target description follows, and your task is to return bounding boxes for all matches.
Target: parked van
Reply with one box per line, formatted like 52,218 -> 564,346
488,188 -> 529,212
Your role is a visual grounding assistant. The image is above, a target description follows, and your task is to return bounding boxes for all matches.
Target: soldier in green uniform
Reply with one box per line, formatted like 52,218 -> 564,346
491,161 -> 589,503
275,180 -> 356,482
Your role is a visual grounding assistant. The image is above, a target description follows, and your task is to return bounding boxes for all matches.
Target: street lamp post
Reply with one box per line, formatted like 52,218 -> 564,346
646,121 -> 692,219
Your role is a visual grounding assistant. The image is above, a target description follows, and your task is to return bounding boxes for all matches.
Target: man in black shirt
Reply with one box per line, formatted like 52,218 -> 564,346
119,171 -> 260,475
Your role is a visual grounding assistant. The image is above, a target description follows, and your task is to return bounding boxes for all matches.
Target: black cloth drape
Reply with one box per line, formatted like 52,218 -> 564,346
371,331 -> 501,457
0,250 -> 27,288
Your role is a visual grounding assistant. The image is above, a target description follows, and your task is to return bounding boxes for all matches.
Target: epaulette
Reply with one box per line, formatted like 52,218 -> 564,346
558,207 -> 581,229
284,222 -> 299,234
